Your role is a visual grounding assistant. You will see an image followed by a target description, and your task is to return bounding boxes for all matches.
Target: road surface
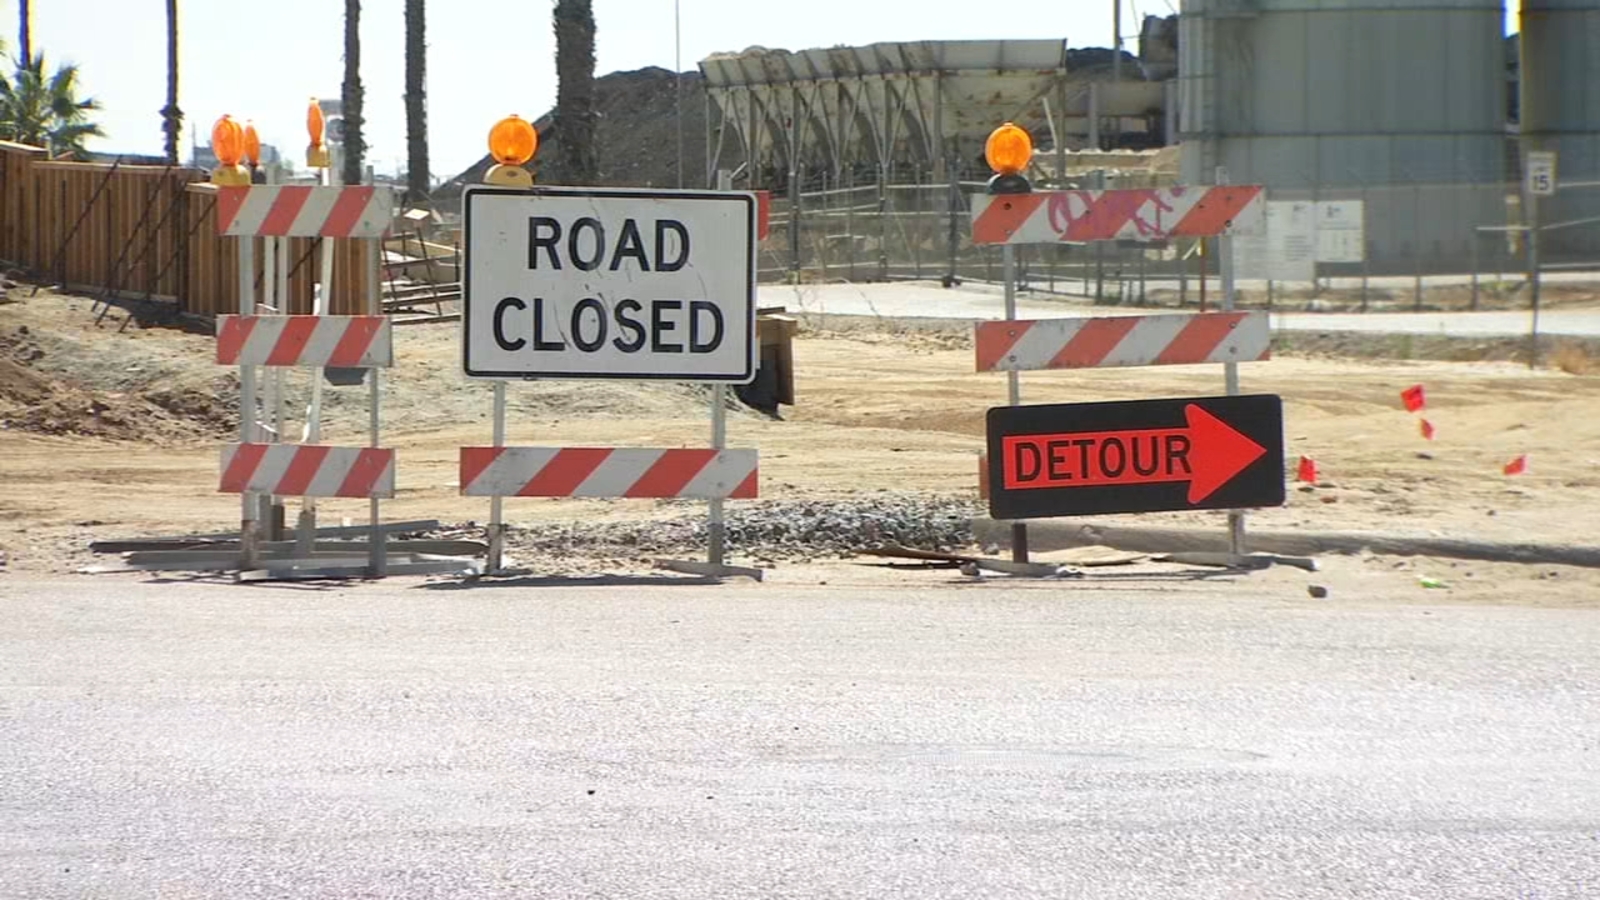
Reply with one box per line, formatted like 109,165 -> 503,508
2,576 -> 1596,898
763,282 -> 1600,337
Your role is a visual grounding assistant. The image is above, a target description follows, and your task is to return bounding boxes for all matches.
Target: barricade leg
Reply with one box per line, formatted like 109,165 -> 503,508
708,384 -> 728,566
366,234 -> 386,578
487,381 -> 508,574
237,237 -> 260,570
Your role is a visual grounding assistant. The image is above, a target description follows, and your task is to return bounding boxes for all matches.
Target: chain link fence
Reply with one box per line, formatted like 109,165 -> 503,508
758,175 -> 1600,314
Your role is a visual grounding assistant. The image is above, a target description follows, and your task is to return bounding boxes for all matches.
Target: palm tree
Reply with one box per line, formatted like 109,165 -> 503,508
340,0 -> 366,185
162,0 -> 181,165
0,54 -> 105,158
552,0 -> 598,185
404,0 -> 428,203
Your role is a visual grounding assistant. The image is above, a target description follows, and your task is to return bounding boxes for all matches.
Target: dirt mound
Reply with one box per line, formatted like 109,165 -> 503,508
0,325 -> 235,443
438,67 -> 711,205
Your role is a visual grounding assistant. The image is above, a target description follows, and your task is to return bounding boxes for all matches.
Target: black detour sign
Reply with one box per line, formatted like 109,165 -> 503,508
986,394 -> 1286,520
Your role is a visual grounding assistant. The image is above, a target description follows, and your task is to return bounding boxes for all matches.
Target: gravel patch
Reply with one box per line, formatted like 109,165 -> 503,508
437,494 -> 982,569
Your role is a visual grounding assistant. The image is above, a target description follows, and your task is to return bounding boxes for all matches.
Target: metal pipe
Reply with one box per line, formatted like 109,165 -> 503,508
1003,243 -> 1027,563
367,228 -> 385,577
709,168 -> 735,566
237,236 -> 259,570
298,156 -> 340,546
1528,191 -> 1542,370
1218,166 -> 1244,556
488,380 -> 507,574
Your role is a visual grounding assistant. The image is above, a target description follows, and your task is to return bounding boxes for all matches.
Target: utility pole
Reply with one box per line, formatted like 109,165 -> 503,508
1112,0 -> 1122,83
675,0 -> 684,189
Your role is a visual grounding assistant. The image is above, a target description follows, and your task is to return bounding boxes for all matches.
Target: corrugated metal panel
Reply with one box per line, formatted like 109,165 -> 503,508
701,40 -> 1100,179
1179,0 -> 1509,273
1522,0 -> 1600,256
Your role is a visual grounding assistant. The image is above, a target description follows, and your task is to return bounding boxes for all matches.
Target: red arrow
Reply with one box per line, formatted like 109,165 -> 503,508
1000,403 -> 1267,504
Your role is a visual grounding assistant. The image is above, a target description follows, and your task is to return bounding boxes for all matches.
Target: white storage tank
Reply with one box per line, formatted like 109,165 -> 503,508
1521,0 -> 1600,259
1179,0 -> 1509,274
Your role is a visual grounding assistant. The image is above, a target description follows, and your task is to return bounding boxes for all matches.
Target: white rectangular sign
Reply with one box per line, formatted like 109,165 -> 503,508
1232,200 -> 1315,282
463,186 -> 757,382
1314,200 -> 1365,263
1526,151 -> 1557,198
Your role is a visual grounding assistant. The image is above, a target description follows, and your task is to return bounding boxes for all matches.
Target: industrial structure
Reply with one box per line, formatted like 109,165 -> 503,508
1519,0 -> 1600,258
697,0 -> 1599,276
698,40 -> 1171,190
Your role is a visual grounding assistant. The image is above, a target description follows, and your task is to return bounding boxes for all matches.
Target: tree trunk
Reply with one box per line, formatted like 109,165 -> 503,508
404,0 -> 429,204
552,0 -> 598,185
163,0 -> 181,166
18,0 -> 30,63
341,0 -> 366,185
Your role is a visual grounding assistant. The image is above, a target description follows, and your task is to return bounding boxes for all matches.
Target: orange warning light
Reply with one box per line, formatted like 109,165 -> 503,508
986,123 -> 1033,177
209,115 -> 250,186
212,116 -> 244,166
984,122 -> 1034,195
306,98 -> 330,169
484,115 -> 538,187
308,99 -> 325,145
242,120 -> 262,168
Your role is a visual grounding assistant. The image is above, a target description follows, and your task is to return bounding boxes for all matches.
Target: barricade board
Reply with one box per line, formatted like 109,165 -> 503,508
969,186 -> 1265,245
216,185 -> 395,239
461,186 -> 757,383
460,447 -> 757,499
217,315 -> 393,368
220,444 -> 396,499
975,312 -> 1270,372
985,395 -> 1285,520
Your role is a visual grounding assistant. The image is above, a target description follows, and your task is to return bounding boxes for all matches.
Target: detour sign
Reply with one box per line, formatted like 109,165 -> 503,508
985,394 -> 1286,520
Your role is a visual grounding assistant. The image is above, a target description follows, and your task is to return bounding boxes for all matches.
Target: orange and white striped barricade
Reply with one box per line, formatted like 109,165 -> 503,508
457,446 -> 761,578
460,448 -> 758,501
967,185 -> 1265,246
215,182 -> 418,579
459,156 -> 762,580
973,311 -> 1271,373
968,175 -> 1269,562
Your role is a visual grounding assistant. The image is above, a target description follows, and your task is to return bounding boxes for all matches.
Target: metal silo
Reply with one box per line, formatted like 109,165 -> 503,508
1521,0 -> 1600,259
1178,0 -> 1509,275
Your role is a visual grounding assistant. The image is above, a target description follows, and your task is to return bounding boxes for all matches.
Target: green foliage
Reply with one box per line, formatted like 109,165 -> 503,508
0,52 -> 105,158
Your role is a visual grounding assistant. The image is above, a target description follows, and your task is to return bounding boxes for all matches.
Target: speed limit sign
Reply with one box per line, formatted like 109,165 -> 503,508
1527,151 -> 1557,198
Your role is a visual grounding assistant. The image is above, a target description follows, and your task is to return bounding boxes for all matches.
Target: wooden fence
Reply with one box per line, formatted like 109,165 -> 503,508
0,140 -> 375,316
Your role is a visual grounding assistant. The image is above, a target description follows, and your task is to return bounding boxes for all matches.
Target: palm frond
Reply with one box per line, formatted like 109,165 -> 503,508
0,51 -> 104,153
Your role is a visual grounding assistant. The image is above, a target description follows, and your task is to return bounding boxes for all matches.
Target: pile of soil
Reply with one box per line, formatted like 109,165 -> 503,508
0,323 -> 235,442
437,67 -> 712,205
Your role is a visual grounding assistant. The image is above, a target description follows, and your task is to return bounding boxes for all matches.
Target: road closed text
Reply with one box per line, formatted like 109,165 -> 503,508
490,296 -> 725,355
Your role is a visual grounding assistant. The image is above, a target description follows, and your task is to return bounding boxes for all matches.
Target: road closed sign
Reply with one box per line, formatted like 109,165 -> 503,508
462,186 -> 757,382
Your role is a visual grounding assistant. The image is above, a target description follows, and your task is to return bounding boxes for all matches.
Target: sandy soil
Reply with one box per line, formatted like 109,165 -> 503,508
3,284 -> 1600,605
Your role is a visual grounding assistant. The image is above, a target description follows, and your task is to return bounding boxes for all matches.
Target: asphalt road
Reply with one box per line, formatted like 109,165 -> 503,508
2,577 -> 1597,899
765,282 -> 1600,337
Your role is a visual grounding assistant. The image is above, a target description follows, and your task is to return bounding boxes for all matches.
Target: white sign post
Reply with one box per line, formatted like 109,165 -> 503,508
463,186 -> 757,382
461,184 -> 760,578
1524,151 -> 1556,368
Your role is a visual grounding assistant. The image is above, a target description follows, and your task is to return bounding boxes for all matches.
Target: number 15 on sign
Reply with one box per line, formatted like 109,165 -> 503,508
1527,151 -> 1557,198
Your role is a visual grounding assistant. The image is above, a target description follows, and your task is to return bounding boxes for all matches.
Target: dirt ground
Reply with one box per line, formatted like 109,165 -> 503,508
3,283 -> 1600,606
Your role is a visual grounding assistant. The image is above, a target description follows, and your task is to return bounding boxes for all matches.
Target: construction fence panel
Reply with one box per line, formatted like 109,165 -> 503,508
0,141 -> 48,267
0,144 -> 376,317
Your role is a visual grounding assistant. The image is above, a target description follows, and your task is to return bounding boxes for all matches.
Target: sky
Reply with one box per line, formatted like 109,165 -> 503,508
9,1 -> 1520,183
